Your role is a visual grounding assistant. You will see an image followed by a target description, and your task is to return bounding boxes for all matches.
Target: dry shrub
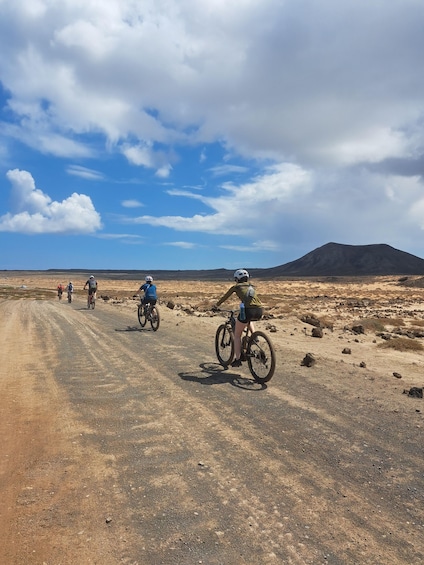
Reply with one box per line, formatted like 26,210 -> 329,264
378,338 -> 424,352
354,318 -> 386,332
301,312 -> 334,330
409,319 -> 424,327
383,317 -> 405,326
319,315 -> 334,330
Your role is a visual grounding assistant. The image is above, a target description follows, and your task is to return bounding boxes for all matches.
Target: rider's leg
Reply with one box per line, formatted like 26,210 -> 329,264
233,319 -> 248,360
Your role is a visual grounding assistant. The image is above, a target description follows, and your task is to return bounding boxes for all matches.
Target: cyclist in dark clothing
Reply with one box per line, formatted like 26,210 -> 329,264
83,275 -> 98,308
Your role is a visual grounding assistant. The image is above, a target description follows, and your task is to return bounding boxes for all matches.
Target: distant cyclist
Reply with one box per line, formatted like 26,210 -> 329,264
138,275 -> 157,309
214,269 -> 263,367
66,281 -> 74,302
57,283 -> 64,300
84,275 -> 98,307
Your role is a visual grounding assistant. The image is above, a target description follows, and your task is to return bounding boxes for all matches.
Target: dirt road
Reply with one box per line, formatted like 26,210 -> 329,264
0,294 -> 423,564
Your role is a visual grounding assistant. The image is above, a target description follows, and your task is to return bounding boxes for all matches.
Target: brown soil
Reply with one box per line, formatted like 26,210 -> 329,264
0,274 -> 423,564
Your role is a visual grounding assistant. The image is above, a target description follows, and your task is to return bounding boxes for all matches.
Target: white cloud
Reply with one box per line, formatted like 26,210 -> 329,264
1,121 -> 93,158
95,233 -> 143,239
127,162 -> 424,249
0,169 -> 102,234
2,1 -> 424,262
221,240 -> 280,252
121,143 -> 174,176
67,165 -> 105,180
166,241 -> 198,249
208,164 -> 249,176
155,164 -> 173,178
121,199 -> 144,208
131,162 -> 312,237
2,0 -> 424,171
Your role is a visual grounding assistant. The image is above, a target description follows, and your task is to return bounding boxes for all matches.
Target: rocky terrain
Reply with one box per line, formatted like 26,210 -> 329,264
0,273 -> 423,564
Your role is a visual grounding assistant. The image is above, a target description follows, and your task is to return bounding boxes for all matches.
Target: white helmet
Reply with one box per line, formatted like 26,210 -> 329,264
234,268 -> 249,282
145,275 -> 153,283
89,275 -> 94,279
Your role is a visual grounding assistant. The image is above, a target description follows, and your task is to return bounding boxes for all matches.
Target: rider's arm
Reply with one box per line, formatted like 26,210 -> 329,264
216,285 -> 236,307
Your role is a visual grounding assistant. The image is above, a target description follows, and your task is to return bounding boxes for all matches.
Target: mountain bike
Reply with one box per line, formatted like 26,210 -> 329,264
215,310 -> 276,384
138,302 -> 160,331
67,291 -> 73,303
87,292 -> 96,309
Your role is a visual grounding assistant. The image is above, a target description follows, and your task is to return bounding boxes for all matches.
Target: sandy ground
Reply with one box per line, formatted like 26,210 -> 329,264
0,274 -> 423,564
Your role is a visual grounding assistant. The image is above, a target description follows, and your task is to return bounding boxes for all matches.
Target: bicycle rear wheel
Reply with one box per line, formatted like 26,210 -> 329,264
138,305 -> 147,327
215,323 -> 234,367
247,331 -> 276,384
150,306 -> 160,331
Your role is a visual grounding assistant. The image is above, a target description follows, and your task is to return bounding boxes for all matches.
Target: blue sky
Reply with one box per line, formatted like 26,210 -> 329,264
1,0 -> 424,270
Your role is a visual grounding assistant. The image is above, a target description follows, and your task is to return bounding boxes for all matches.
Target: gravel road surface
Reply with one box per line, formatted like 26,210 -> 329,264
1,296 -> 423,564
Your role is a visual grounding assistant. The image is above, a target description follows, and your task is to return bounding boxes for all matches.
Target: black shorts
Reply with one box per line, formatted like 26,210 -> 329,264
142,298 -> 157,306
239,306 -> 263,323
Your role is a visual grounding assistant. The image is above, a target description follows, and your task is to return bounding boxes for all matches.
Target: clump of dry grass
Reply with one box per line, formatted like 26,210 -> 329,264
319,315 -> 334,330
0,287 -> 54,300
353,318 -> 386,333
378,337 -> 424,352
383,317 -> 405,327
300,312 -> 334,330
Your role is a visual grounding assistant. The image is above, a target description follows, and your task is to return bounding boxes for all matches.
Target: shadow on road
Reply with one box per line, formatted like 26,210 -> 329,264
179,362 -> 266,391
115,326 -> 143,332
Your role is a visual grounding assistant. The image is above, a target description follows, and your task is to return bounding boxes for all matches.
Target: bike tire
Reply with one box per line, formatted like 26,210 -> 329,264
150,306 -> 160,331
138,305 -> 147,327
215,323 -> 234,367
247,330 -> 276,384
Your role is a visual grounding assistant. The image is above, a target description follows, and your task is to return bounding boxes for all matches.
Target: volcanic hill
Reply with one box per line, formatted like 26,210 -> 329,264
258,242 -> 424,277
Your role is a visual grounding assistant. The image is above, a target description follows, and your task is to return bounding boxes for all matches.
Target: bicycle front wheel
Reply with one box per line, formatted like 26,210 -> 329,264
150,306 -> 160,331
138,305 -> 147,327
215,323 -> 234,367
247,331 -> 276,384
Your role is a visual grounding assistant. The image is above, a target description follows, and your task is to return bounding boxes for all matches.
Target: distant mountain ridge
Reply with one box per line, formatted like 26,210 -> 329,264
256,242 -> 424,277
33,243 -> 424,279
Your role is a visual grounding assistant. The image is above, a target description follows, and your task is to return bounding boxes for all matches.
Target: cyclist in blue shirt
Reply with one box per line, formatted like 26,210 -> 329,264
139,275 -> 157,307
